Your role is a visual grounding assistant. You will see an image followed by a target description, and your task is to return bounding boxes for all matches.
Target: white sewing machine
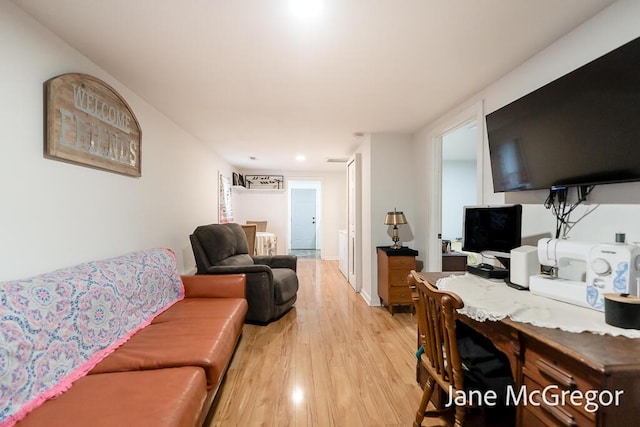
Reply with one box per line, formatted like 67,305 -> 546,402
529,238 -> 640,311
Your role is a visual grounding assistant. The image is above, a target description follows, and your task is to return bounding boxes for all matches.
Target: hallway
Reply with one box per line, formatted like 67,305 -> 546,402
209,259 -> 423,426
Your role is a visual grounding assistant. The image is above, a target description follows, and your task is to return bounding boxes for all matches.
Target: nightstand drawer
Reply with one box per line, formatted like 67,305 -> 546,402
389,286 -> 412,302
388,256 -> 416,269
388,270 -> 412,286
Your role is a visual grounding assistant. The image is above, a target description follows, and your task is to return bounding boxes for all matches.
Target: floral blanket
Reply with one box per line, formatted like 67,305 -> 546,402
0,248 -> 184,426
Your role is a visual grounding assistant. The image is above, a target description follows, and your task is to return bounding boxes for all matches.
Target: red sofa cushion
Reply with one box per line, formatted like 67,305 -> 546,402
16,367 -> 207,427
153,297 -> 247,324
90,298 -> 246,390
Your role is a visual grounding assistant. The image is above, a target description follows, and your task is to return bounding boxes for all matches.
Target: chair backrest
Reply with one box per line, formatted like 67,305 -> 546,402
410,270 -> 465,396
190,223 -> 252,272
241,224 -> 258,256
246,220 -> 267,232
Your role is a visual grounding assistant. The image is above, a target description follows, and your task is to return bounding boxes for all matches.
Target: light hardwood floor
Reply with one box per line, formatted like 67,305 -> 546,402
209,259 -> 435,426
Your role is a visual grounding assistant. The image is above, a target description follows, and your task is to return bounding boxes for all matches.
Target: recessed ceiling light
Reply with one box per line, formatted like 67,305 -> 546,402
288,0 -> 325,22
296,155 -> 306,162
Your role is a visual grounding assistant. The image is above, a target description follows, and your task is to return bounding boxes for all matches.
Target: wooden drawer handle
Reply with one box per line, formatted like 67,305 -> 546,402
540,400 -> 578,427
536,359 -> 577,389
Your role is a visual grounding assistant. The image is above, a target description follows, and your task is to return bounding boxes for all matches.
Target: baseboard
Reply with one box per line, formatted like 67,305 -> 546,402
359,289 -> 375,306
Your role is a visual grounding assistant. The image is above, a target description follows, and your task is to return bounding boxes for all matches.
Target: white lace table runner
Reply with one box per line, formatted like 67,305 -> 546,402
437,273 -> 640,339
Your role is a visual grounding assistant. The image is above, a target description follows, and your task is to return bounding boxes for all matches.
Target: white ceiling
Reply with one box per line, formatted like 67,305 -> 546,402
14,0 -> 616,172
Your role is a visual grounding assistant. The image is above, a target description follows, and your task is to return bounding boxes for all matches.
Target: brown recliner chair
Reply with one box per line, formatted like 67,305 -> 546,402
190,223 -> 298,324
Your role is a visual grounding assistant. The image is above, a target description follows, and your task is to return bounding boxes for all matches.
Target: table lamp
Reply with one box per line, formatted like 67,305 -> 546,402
384,209 -> 407,249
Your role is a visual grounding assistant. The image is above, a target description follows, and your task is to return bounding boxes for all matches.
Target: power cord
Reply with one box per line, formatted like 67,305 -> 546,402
544,185 -> 597,238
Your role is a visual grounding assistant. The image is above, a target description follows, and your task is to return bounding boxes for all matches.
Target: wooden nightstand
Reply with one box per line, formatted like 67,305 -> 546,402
377,246 -> 419,314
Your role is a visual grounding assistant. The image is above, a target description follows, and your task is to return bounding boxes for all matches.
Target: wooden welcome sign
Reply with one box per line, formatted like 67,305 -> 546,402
45,73 -> 142,177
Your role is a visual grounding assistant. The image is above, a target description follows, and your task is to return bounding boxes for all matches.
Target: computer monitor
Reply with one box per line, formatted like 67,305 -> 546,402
462,204 -> 522,269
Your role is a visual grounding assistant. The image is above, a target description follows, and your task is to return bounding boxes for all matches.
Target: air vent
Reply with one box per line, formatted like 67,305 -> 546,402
325,157 -> 349,163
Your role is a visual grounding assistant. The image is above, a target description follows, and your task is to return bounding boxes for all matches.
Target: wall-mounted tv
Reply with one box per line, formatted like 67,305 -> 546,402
486,36 -> 640,192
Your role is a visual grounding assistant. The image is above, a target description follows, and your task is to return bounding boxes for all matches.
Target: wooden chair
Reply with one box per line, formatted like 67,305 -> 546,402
241,224 -> 258,256
246,220 -> 267,232
410,270 -> 466,427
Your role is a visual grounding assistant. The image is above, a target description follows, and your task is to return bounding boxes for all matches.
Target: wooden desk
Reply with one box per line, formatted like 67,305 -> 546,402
442,251 -> 467,271
415,272 -> 640,427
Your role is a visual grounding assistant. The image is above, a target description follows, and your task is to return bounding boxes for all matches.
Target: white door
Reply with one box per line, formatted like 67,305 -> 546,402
291,189 -> 317,249
347,155 -> 361,291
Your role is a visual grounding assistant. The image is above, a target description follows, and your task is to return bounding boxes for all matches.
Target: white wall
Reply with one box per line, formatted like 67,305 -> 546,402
413,0 -> 640,265
357,137 -> 373,303
231,188 -> 288,254
357,133 -> 416,305
231,170 -> 346,259
411,134 -> 430,270
0,1 -> 232,280
442,160 -> 476,240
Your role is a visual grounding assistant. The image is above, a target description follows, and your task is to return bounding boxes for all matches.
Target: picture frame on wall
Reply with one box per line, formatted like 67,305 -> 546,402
44,73 -> 142,177
244,175 -> 284,189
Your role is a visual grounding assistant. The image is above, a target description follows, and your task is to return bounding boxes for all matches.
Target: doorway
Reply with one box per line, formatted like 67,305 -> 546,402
428,101 -> 484,272
291,188 -> 317,249
441,121 -> 478,249
288,180 -> 322,258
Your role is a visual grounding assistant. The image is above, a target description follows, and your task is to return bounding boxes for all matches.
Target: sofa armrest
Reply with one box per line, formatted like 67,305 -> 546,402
203,264 -> 273,277
252,255 -> 298,271
181,274 -> 246,298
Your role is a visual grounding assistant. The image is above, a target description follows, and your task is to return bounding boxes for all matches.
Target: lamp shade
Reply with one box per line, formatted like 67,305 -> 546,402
384,211 -> 407,225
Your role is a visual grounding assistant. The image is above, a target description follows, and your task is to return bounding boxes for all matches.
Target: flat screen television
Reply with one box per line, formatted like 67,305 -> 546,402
462,204 -> 522,259
486,36 -> 640,192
